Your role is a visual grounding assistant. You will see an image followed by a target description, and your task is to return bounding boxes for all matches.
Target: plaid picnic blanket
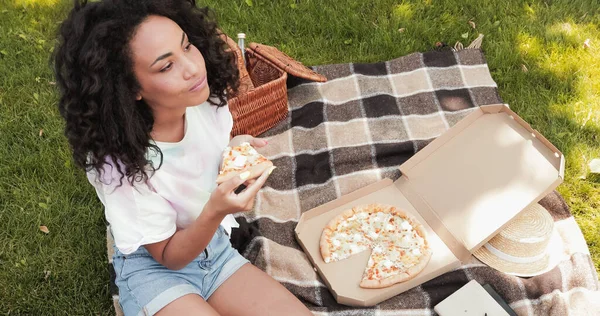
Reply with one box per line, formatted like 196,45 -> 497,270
107,48 -> 600,315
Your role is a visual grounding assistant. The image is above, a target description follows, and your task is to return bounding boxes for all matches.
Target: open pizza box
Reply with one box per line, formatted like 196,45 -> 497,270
294,104 -> 565,306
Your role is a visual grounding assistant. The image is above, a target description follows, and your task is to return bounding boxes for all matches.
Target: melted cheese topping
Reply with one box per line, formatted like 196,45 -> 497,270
324,207 -> 428,281
220,142 -> 268,175
232,154 -> 247,168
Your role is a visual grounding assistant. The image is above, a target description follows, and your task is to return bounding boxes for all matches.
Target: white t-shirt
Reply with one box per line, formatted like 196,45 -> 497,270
87,102 -> 239,254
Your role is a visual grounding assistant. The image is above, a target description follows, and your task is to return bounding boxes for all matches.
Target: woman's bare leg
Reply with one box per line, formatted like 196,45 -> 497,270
208,263 -> 313,316
155,293 -> 220,316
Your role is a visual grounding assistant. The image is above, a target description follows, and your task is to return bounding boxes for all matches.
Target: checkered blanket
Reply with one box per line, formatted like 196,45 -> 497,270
107,48 -> 600,315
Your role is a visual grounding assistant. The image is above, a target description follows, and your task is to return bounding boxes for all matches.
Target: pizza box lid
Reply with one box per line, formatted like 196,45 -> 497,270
294,104 -> 564,306
397,104 -> 564,254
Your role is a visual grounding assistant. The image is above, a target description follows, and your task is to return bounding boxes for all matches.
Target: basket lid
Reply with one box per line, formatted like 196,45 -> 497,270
248,42 -> 327,82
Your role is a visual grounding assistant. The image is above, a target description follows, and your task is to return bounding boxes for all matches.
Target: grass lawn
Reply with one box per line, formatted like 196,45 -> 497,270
1,0 -> 598,314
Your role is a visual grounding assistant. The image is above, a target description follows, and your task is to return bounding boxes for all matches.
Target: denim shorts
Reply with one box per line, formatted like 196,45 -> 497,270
112,225 -> 249,316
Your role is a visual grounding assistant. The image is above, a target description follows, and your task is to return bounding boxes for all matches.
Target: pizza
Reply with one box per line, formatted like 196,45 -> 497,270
216,142 -> 273,184
320,203 -> 431,289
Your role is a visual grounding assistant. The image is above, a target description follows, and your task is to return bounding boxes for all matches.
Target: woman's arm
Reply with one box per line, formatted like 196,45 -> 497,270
144,167 -> 272,270
143,204 -> 223,270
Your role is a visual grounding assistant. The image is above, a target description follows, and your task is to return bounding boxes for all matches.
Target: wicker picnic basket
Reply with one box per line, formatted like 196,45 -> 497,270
223,35 -> 327,137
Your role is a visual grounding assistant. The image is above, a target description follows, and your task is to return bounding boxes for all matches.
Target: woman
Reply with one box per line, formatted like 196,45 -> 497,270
53,0 -> 312,315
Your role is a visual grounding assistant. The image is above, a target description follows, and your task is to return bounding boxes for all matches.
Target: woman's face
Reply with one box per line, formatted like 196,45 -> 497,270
129,15 -> 210,111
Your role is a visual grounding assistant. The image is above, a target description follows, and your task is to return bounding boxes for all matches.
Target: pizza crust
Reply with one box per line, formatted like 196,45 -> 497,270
216,160 -> 273,184
360,272 -> 410,288
320,231 -> 330,262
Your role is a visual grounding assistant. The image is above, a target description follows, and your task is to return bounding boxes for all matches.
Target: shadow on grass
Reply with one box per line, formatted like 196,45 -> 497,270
478,3 -> 600,273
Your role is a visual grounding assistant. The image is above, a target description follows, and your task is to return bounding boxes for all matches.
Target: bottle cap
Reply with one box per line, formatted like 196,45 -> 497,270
237,33 -> 246,39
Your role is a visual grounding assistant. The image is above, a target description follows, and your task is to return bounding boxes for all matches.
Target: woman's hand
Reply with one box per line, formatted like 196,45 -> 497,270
205,166 -> 274,217
228,134 -> 268,148
227,134 -> 269,186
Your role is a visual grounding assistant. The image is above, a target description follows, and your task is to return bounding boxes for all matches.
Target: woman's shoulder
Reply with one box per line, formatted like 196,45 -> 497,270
85,156 -> 149,192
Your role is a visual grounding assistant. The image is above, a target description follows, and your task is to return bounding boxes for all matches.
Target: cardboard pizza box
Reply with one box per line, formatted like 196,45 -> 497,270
294,104 -> 564,306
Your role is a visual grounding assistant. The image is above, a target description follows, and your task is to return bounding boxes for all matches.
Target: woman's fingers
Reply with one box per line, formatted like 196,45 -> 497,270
228,135 -> 253,147
237,166 -> 275,200
250,137 -> 268,148
215,166 -> 275,212
218,171 -> 253,194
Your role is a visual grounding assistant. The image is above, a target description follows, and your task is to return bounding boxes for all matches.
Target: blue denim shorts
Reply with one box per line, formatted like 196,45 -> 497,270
112,225 -> 249,316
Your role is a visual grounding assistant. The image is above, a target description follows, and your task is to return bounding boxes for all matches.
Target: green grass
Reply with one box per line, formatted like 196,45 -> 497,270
1,0 -> 598,314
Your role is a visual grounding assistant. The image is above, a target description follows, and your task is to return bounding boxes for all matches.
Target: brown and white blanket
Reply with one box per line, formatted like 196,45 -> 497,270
108,48 -> 600,315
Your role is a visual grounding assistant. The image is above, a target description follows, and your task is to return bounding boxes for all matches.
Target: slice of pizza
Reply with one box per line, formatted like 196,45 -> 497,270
360,210 -> 431,288
320,203 -> 432,289
216,142 -> 273,184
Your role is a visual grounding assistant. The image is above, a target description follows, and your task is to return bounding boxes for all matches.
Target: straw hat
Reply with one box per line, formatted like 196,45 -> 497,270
473,203 -> 563,277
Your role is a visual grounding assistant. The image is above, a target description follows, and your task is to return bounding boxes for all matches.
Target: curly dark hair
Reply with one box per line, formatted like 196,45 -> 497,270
53,0 -> 239,186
